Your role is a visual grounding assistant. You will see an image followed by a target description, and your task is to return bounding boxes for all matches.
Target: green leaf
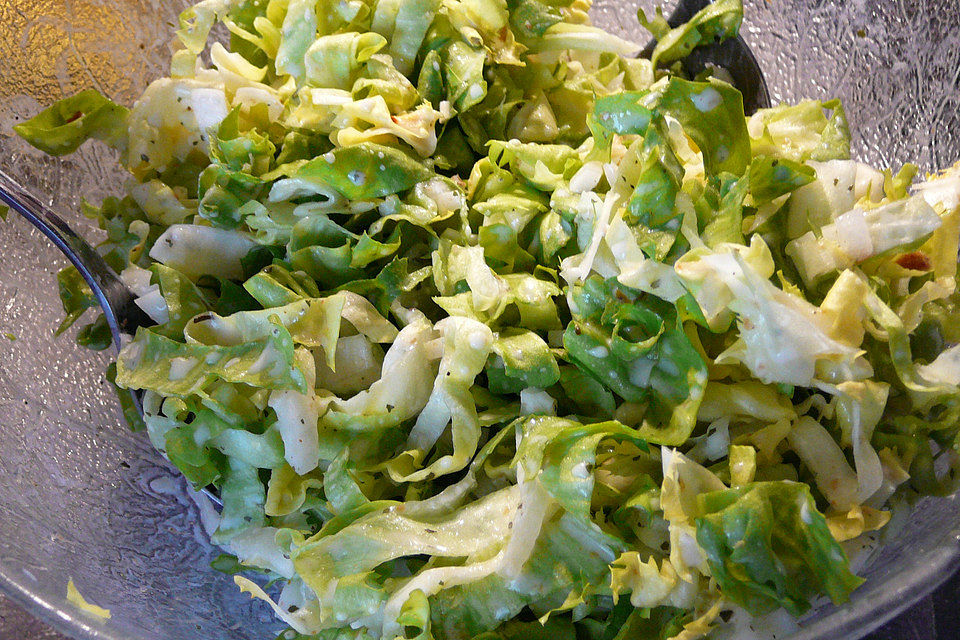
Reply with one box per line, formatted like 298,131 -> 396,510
115,320 -> 307,396
176,0 -> 233,54
214,457 -> 267,542
640,0 -> 743,67
558,365 -> 616,419
288,216 -> 365,288
487,139 -> 582,191
597,80 -> 750,176
443,40 -> 487,112
395,589 -> 432,640
702,172 -> 747,247
370,0 -> 440,76
650,78 -> 750,175
304,32 -> 387,89
748,155 -> 816,203
55,267 -> 97,335
243,265 -> 310,309
274,0 -> 319,80
209,108 -> 276,173
14,89 -> 128,155
593,93 -> 653,135
350,228 -> 402,269
352,57 -> 421,113
620,119 -> 685,259
149,264 -> 210,339
749,99 -> 851,162
488,328 -> 560,393
418,49 -> 447,108
514,415 -> 646,517
240,245 -> 284,280
429,511 -> 621,639
76,314 -> 113,351
563,277 -> 707,446
106,362 -> 146,432
474,617 -> 576,640
163,409 -> 228,488
696,481 -> 864,616
198,163 -> 265,229
324,449 -> 370,515
210,553 -> 271,576
81,195 -> 156,272
508,0 -> 563,40
337,257 -> 431,316
293,142 -> 433,200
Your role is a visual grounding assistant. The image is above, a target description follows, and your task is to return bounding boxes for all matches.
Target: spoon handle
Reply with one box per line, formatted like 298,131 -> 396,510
0,167 -> 142,349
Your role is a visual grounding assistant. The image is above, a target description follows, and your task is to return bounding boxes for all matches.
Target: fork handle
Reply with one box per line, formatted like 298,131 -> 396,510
0,167 -> 142,350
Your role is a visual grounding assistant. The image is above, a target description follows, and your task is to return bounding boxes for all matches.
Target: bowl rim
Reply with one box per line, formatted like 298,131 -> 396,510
791,537 -> 960,640
0,565 -> 114,640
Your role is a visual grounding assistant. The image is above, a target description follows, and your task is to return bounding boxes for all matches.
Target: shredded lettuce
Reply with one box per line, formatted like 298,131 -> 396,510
696,481 -> 864,616
640,0 -> 744,68
19,0 -> 960,638
14,90 -> 128,155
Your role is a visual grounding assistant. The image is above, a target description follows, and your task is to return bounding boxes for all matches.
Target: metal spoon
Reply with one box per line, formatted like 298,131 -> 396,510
0,168 -> 225,503
642,0 -> 772,115
0,168 -> 149,351
0,167 -> 151,422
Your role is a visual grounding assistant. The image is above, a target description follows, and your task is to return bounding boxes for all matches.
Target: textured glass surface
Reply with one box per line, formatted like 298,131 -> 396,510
0,1 -> 958,639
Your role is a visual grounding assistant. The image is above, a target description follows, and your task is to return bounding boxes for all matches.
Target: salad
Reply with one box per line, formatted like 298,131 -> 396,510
13,0 -> 960,637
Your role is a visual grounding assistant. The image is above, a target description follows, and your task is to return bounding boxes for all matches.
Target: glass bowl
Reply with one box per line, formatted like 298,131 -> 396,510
1,1 -> 958,638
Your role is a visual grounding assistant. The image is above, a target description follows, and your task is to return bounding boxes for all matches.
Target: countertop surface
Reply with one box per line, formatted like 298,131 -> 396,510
2,570 -> 959,639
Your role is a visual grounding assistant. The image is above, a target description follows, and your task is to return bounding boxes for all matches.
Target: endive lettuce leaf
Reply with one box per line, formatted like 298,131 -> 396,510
640,0 -> 743,67
13,89 -> 128,155
696,481 -> 863,616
